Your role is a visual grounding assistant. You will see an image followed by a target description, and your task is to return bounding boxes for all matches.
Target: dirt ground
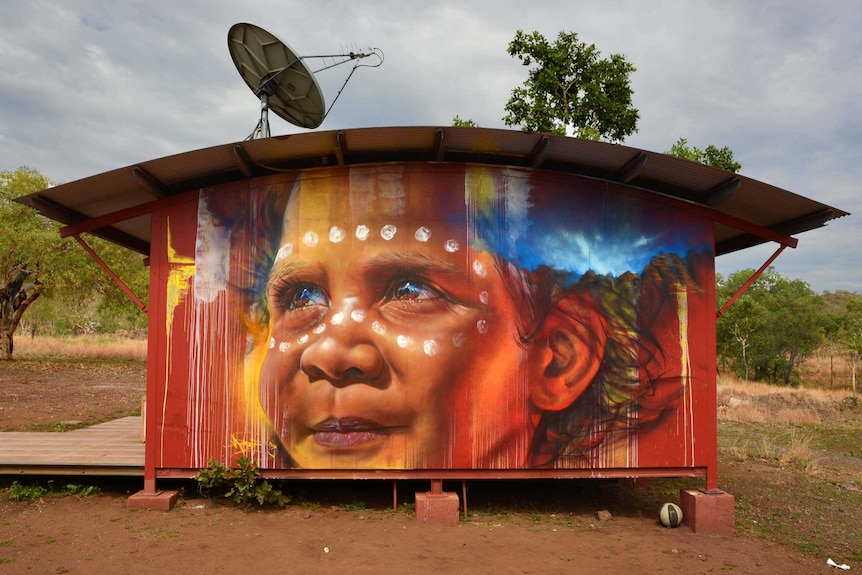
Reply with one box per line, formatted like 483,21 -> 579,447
0,360 -> 857,574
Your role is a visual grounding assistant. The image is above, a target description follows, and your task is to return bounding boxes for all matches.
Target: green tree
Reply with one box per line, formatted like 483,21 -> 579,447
503,30 -> 639,142
843,300 -> 862,396
820,290 -> 861,315
0,167 -> 148,359
1,167 -> 59,358
451,115 -> 478,127
821,312 -> 845,387
666,137 -> 741,172
766,274 -> 823,386
717,270 -> 769,380
717,268 -> 822,385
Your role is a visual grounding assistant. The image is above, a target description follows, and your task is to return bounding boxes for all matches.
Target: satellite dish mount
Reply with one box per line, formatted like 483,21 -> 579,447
228,23 -> 383,139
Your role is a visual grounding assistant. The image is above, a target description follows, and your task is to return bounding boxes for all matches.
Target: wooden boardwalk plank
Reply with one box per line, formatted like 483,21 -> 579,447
0,416 -> 144,476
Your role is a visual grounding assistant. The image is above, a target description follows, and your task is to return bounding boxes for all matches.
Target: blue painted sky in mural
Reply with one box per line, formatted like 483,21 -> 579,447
510,198 -> 710,278
1,1 -> 858,292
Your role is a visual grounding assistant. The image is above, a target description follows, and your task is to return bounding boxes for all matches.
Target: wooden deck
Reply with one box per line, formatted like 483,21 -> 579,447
0,417 -> 144,476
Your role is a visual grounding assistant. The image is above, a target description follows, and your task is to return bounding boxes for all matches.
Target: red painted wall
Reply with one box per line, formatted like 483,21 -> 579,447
146,164 -> 717,478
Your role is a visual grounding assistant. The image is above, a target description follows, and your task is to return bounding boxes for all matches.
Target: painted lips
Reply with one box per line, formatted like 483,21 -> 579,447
312,417 -> 390,448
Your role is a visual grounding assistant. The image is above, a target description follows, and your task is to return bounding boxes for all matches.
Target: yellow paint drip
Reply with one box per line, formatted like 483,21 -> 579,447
160,218 -> 196,466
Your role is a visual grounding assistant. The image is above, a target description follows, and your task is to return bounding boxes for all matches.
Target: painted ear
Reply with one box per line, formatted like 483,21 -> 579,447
530,310 -> 606,412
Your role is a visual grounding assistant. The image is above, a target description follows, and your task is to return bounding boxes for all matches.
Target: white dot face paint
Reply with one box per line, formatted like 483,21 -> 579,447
476,320 -> 488,334
397,334 -> 412,348
350,310 -> 367,323
274,243 -> 293,263
473,259 -> 487,278
313,324 -> 326,335
380,225 -> 397,240
423,340 -> 439,356
303,231 -> 319,247
452,332 -> 467,347
444,239 -> 460,253
297,334 -> 309,345
269,337 -> 276,349
479,291 -> 489,305
278,341 -> 290,353
355,225 -> 370,241
414,226 -> 431,242
372,321 -> 387,335
329,226 -> 346,243
331,312 -> 345,326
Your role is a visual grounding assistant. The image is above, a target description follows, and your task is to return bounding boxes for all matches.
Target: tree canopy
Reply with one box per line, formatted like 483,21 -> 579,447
717,268 -> 824,386
503,30 -> 639,142
451,115 -> 479,127
0,167 -> 149,359
665,137 -> 742,173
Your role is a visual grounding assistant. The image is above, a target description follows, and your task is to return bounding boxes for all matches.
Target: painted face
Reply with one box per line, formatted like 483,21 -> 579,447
255,168 -> 537,469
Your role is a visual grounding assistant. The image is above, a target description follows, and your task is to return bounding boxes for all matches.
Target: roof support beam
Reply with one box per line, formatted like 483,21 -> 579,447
613,152 -> 648,183
233,144 -> 256,178
704,177 -> 741,206
649,190 -> 798,249
334,131 -> 348,165
72,234 -> 148,313
433,129 -> 445,161
715,209 -> 835,255
59,189 -> 198,241
26,195 -> 151,255
716,244 -> 787,318
132,166 -> 170,199
527,136 -> 550,168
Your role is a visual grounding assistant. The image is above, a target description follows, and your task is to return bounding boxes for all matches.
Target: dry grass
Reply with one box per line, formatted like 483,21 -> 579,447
716,372 -> 857,473
781,429 -> 819,473
717,372 -> 849,425
799,352 -> 857,391
12,335 -> 147,362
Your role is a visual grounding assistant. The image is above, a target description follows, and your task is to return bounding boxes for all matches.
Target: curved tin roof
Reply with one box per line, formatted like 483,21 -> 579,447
16,126 -> 848,257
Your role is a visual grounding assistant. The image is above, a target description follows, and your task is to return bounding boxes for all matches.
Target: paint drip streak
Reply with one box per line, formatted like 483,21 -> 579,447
676,289 -> 693,465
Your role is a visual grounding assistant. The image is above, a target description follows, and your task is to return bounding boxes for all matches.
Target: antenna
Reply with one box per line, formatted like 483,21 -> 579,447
228,23 -> 383,139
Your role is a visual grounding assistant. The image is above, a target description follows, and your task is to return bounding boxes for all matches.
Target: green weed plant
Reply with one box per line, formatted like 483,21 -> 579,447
196,456 -> 290,507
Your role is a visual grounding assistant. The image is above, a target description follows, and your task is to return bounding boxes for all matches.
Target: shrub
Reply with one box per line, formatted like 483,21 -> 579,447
196,456 -> 290,507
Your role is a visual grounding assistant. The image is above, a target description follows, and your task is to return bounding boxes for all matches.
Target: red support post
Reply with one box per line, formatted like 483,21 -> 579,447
72,234 -> 148,313
716,244 -> 787,318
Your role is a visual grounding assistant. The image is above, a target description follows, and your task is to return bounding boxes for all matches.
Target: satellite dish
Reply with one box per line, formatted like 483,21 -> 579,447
228,23 -> 383,139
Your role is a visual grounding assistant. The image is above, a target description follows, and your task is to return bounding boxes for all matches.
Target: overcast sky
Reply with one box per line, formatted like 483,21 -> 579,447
1,0 -> 859,294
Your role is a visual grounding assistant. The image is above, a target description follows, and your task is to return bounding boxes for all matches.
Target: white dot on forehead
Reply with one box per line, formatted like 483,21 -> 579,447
331,312 -> 345,325
476,320 -> 488,334
423,340 -> 439,356
479,291 -> 489,305
473,259 -> 487,277
313,324 -> 326,334
380,224 -> 397,241
269,337 -> 276,349
372,321 -> 387,335
444,239 -> 460,253
414,226 -> 431,242
355,225 -> 370,241
452,332 -> 466,347
278,341 -> 290,352
297,334 -> 309,345
329,226 -> 346,243
397,334 -> 412,348
275,243 -> 293,263
303,231 -> 319,247
351,310 -> 366,323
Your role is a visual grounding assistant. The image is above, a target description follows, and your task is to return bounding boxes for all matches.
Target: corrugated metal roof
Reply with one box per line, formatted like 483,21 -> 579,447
16,126 -> 849,257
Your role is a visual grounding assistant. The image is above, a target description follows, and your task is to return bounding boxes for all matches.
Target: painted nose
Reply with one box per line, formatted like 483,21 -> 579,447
300,335 -> 385,387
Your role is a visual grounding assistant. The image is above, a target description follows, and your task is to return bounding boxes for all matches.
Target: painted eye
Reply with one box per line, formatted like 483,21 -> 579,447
391,280 -> 439,302
289,285 -> 329,309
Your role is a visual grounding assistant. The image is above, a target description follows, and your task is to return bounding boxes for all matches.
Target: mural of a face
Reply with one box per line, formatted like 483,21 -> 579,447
255,169 -> 544,469
177,164 -> 712,473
